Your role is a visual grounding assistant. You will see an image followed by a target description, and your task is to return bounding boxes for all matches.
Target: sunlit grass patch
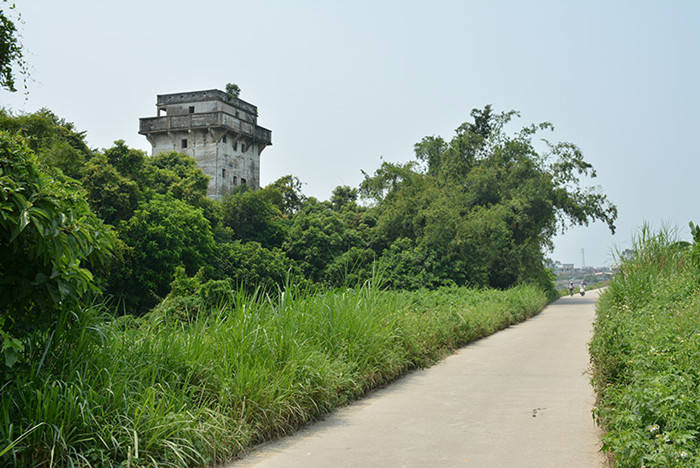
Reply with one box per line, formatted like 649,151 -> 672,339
1,284 -> 547,467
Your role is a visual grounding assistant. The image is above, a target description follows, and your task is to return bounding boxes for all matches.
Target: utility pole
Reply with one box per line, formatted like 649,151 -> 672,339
581,248 -> 585,268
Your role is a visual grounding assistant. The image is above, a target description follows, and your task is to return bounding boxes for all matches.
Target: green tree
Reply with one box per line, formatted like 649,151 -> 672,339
225,82 -> 241,99
103,139 -> 147,182
361,107 -> 617,291
0,109 -> 92,180
330,185 -> 358,211
221,188 -> 287,248
80,153 -> 141,225
146,150 -> 208,202
0,132 -> 113,368
283,198 -> 368,282
145,149 -> 221,227
376,238 -> 445,290
268,175 -> 306,215
0,1 -> 27,92
112,195 -> 215,312
323,246 -> 376,287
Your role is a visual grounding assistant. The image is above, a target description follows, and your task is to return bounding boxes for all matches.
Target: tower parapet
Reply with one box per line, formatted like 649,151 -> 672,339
139,89 -> 271,199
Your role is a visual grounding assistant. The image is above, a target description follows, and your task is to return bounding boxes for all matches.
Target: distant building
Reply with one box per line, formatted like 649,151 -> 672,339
139,89 -> 272,199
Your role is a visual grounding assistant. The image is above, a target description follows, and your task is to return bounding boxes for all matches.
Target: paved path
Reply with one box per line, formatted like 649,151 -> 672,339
228,290 -> 606,468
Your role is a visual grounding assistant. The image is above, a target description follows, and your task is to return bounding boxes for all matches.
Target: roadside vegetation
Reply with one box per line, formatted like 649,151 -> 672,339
1,283 -> 547,465
590,226 -> 700,467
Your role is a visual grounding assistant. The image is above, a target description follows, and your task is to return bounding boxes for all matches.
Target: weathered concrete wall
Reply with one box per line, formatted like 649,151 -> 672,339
157,90 -> 258,115
216,136 -> 261,195
149,129 -> 261,199
162,100 -> 256,124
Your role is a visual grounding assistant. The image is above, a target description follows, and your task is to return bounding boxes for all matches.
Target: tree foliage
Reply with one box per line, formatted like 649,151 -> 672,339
209,240 -> 306,292
0,106 -> 617,321
0,1 -> 27,92
0,132 -> 113,367
112,195 -> 215,312
221,187 -> 287,248
0,109 -> 91,180
361,106 -> 617,291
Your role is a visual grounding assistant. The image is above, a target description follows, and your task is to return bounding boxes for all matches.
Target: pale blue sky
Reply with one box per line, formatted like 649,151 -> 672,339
3,1 -> 699,267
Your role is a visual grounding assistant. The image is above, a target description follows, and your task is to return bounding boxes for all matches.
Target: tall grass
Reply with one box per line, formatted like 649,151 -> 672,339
590,226 -> 700,467
1,283 -> 547,467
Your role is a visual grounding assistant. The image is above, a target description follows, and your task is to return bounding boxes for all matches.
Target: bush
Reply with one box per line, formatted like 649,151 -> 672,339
211,240 -> 308,292
0,132 -> 113,369
110,194 -> 216,312
590,227 -> 700,467
376,238 -> 446,289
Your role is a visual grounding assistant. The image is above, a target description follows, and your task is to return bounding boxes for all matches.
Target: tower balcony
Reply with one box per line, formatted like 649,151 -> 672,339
139,111 -> 272,145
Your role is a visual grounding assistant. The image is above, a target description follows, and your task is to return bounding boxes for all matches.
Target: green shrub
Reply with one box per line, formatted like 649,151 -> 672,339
590,227 -> 700,467
0,132 -> 113,370
210,240 -> 308,292
110,194 -> 216,313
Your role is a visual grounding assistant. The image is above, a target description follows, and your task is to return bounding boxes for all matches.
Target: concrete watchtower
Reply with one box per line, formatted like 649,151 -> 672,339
139,89 -> 272,199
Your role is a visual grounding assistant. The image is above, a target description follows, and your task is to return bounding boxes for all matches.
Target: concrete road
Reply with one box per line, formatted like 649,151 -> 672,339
227,290 -> 606,468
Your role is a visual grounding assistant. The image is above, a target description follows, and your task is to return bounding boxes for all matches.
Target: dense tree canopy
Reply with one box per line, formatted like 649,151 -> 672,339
1,106 -> 617,319
0,109 -> 91,179
112,195 -> 216,311
221,187 -> 287,248
360,106 -> 617,290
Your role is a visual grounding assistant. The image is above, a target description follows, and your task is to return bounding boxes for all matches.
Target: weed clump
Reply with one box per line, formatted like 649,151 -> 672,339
590,226 -> 700,467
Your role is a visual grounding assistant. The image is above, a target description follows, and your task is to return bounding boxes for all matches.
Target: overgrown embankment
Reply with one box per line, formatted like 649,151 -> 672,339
590,229 -> 700,467
1,284 -> 547,467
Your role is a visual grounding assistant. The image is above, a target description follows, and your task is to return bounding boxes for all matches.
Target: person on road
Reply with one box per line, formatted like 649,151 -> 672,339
568,280 -> 574,296
579,281 -> 586,296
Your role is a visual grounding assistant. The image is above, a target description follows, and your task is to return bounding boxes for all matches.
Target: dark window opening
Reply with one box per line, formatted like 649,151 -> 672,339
222,168 -> 226,179
222,135 -> 227,143
233,176 -> 237,185
241,143 -> 246,153
181,139 -> 188,149
241,178 -> 246,185
233,142 -> 237,151
188,106 -> 195,113
235,111 -> 240,118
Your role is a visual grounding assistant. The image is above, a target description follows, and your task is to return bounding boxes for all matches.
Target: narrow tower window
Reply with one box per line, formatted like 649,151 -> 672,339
233,142 -> 237,151
222,135 -> 227,143
233,176 -> 237,185
222,168 -> 226,180
241,143 -> 246,153
181,139 -> 188,148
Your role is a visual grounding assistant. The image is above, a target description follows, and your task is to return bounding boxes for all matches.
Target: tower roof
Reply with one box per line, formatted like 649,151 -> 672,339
156,89 -> 258,116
